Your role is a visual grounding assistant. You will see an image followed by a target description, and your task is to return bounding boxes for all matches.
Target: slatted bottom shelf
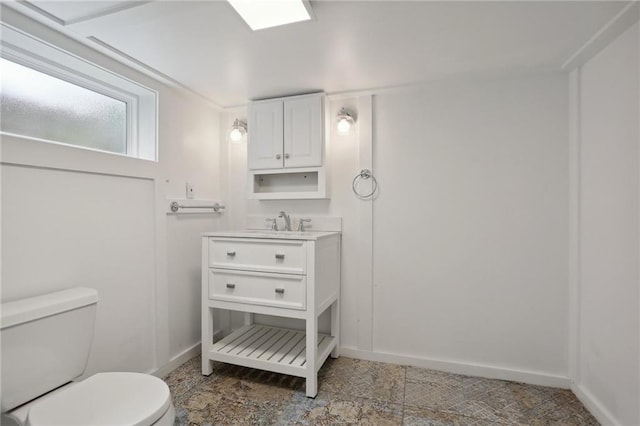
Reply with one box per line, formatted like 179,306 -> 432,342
207,324 -> 335,378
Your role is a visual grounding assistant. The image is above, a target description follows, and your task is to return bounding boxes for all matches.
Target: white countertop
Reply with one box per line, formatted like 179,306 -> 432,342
203,230 -> 340,241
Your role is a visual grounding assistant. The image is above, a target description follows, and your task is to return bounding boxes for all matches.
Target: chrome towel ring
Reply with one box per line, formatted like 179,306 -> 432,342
352,169 -> 378,199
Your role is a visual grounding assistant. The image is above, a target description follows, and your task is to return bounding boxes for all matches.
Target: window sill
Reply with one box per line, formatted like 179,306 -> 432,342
1,133 -> 160,180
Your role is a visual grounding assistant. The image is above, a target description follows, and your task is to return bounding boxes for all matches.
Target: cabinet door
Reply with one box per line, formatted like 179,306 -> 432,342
248,100 -> 284,170
283,95 -> 323,168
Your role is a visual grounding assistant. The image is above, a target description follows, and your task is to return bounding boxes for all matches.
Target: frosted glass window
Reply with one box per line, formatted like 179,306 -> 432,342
0,57 -> 127,154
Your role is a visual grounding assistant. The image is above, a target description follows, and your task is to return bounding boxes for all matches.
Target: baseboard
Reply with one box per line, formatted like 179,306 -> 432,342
150,342 -> 201,378
571,382 -> 618,426
340,347 -> 571,389
151,341 -> 570,389
150,329 -> 223,378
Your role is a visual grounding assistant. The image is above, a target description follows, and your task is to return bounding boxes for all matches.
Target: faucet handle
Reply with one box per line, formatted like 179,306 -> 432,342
265,218 -> 278,231
297,218 -> 312,232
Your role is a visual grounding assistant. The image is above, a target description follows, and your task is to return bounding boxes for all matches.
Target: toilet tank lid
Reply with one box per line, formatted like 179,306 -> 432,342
1,287 -> 98,330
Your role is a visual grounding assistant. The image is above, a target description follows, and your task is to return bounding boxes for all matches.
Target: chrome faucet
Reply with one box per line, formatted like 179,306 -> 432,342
297,218 -> 311,231
278,211 -> 291,231
265,218 -> 278,231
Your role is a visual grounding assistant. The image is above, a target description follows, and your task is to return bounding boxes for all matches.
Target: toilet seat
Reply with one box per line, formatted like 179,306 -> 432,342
27,373 -> 172,426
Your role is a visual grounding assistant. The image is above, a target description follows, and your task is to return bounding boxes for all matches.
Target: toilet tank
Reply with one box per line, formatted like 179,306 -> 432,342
1,287 -> 98,412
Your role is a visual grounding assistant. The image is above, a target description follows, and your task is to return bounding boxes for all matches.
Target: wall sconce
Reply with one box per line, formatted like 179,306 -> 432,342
229,118 -> 247,143
336,108 -> 355,135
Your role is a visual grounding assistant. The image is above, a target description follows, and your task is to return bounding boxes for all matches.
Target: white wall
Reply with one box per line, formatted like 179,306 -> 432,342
372,75 -> 569,382
1,165 -> 157,374
225,75 -> 570,386
164,89 -> 225,363
0,8 -> 225,376
571,21 -> 640,426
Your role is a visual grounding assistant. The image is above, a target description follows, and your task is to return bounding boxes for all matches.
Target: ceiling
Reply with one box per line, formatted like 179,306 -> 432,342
9,1 -> 629,107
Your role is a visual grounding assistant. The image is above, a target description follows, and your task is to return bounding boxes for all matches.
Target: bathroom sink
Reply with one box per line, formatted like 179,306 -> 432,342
203,229 -> 338,240
242,230 -> 313,236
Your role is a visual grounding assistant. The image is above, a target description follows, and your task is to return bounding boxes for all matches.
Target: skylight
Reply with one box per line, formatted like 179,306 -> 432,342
227,0 -> 311,31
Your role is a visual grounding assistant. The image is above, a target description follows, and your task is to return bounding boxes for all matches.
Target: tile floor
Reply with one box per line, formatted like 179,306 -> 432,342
164,355 -> 598,425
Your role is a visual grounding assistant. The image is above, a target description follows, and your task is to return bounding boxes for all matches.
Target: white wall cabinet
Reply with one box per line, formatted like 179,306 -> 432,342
248,93 -> 324,170
201,231 -> 341,398
247,101 -> 284,170
283,95 -> 323,168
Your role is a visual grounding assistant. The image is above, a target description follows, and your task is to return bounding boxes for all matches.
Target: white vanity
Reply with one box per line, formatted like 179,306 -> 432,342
201,230 -> 340,397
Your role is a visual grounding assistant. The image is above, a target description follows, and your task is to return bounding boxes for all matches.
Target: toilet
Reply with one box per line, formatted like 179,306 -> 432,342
0,287 -> 175,426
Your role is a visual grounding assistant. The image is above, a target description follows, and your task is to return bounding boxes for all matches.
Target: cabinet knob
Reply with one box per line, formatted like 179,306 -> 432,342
226,251 -> 236,257
226,283 -> 236,289
284,153 -> 290,159
275,288 -> 285,294
276,154 -> 281,160
275,253 -> 285,260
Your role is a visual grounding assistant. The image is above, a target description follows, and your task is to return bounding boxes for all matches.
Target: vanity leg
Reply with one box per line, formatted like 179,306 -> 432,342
201,307 -> 214,375
305,315 -> 318,398
330,298 -> 340,358
244,312 -> 254,326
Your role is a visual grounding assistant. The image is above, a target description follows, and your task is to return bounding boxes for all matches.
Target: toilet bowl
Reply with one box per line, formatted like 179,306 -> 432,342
1,288 -> 175,426
3,373 -> 175,426
31,373 -> 174,426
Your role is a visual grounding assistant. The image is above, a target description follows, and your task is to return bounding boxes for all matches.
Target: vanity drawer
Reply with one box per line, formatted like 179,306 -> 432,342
208,269 -> 306,310
209,238 -> 306,274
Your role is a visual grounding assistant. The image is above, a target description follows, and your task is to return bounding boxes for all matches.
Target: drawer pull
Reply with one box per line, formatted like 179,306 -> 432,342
226,283 -> 236,289
275,253 -> 285,260
226,251 -> 236,257
275,288 -> 285,294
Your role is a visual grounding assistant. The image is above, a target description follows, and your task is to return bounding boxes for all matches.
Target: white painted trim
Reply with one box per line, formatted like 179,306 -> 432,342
251,91 -> 324,104
563,2 -> 640,71
356,95 -> 374,352
568,68 -> 581,383
150,342 -> 201,378
62,2 -> 152,26
636,25 -> 640,419
324,69 -> 565,102
15,0 -> 65,25
571,382 -> 619,426
340,347 -> 571,389
222,69 -> 563,111
85,35 -> 220,110
17,0 -> 150,27
153,178 -> 170,373
151,331 -> 223,378
0,135 -> 160,180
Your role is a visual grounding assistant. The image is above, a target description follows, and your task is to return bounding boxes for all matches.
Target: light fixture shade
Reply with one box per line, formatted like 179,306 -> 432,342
336,108 -> 355,135
230,118 -> 247,143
